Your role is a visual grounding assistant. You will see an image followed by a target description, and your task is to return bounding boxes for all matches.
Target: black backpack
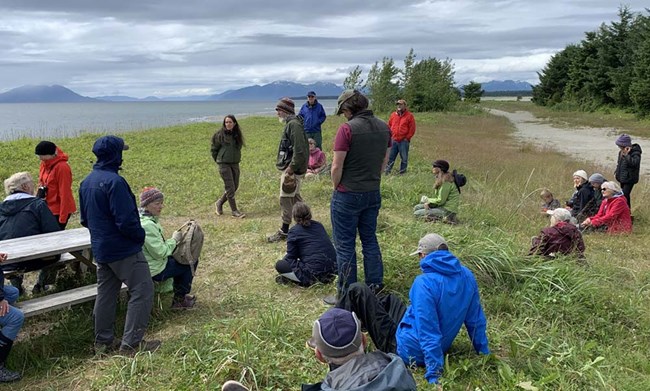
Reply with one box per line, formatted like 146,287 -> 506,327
452,169 -> 467,193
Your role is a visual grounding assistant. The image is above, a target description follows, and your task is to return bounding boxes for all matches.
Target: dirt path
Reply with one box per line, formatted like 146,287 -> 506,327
488,109 -> 649,178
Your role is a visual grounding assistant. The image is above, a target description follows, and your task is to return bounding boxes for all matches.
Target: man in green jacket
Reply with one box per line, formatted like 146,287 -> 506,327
268,98 -> 309,243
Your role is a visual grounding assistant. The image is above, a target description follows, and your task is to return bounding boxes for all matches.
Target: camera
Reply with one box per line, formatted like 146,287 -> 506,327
36,186 -> 48,199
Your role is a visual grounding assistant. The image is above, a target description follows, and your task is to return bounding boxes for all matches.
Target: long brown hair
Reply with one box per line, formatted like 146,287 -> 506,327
214,114 -> 245,147
292,202 -> 312,227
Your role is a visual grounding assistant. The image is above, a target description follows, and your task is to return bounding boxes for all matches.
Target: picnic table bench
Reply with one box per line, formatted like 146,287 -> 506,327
0,228 -> 113,317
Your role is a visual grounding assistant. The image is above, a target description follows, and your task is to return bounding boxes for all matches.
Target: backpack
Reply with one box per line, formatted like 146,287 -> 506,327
452,169 -> 467,193
172,220 -> 204,274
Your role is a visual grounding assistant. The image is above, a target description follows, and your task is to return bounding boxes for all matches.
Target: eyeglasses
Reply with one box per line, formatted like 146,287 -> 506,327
601,188 -> 609,192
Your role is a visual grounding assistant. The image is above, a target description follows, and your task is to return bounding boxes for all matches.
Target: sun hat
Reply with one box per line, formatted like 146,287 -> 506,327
335,90 -> 357,115
308,308 -> 362,358
409,233 -> 448,256
546,208 -> 571,222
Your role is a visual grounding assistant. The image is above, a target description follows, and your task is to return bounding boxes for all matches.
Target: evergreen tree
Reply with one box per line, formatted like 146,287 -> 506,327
366,57 -> 400,113
343,65 -> 365,90
462,81 -> 483,103
630,13 -> 650,116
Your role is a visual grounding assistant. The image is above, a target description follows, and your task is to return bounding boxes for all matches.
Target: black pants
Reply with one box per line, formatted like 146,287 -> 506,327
621,182 -> 634,209
336,282 -> 406,354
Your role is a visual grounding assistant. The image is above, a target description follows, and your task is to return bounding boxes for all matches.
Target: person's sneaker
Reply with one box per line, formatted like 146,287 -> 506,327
94,338 -> 122,355
266,230 -> 288,243
215,200 -> 224,215
222,380 -> 249,391
172,294 -> 196,310
231,210 -> 246,219
0,365 -> 21,383
323,294 -> 338,306
119,339 -> 162,356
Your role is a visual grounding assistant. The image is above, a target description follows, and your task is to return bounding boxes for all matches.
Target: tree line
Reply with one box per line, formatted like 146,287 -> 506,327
343,49 -> 463,113
532,6 -> 650,117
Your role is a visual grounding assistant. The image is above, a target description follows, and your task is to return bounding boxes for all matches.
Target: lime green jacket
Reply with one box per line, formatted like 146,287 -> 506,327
427,182 -> 460,214
140,214 -> 177,277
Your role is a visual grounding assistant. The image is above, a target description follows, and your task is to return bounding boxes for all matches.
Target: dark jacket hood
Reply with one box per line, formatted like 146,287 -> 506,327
420,249 -> 462,275
92,135 -> 126,172
0,197 -> 39,217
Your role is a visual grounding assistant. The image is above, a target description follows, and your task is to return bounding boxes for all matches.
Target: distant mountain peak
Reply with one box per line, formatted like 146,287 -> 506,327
0,84 -> 97,103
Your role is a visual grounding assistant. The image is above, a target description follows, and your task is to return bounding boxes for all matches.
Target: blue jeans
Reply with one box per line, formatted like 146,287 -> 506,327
152,257 -> 196,298
330,190 -> 383,293
1,287 -> 24,340
385,140 -> 410,174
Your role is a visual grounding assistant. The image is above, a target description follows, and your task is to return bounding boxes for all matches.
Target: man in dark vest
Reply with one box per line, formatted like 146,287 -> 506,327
325,90 -> 391,305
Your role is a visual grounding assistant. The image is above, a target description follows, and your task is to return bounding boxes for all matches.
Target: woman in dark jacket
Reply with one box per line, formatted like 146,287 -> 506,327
566,170 -> 596,223
211,114 -> 246,218
614,133 -> 642,209
529,208 -> 585,259
275,202 -> 337,287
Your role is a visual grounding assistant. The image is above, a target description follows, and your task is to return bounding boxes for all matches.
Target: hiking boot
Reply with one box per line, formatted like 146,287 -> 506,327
266,230 -> 288,243
119,339 -> 162,356
368,283 -> 385,296
172,294 -> 196,310
275,275 -> 291,285
215,200 -> 224,215
222,380 -> 249,391
231,210 -> 246,219
32,283 -> 50,295
424,215 -> 442,223
0,365 -> 21,383
323,294 -> 338,306
94,338 -> 122,355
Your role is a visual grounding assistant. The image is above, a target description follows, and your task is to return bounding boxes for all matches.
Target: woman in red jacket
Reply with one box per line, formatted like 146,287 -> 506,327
581,181 -> 632,233
35,141 -> 76,229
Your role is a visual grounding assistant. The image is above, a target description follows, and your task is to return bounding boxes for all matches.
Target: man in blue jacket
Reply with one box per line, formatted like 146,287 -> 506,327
298,91 -> 327,149
79,135 -> 159,355
336,233 -> 490,385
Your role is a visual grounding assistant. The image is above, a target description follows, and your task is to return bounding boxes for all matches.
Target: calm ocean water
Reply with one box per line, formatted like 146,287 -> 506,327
0,99 -> 338,141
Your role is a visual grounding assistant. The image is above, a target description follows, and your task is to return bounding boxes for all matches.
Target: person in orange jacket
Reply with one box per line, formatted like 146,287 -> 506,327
385,99 -> 416,175
35,141 -> 76,229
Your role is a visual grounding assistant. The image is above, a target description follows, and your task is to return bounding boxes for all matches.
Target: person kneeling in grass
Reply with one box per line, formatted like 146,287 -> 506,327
335,233 -> 490,386
529,208 -> 585,260
139,187 -> 197,309
221,308 -> 417,391
413,160 -> 459,223
275,202 -> 337,287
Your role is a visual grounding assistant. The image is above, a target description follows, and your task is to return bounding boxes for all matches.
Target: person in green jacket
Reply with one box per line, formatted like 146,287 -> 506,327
211,114 -> 246,218
139,187 -> 197,309
413,160 -> 459,223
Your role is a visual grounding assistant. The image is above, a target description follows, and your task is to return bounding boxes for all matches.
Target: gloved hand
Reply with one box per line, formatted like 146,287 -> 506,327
172,230 -> 183,243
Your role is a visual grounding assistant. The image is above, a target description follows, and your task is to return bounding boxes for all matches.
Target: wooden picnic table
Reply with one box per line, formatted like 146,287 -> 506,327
0,227 -> 95,271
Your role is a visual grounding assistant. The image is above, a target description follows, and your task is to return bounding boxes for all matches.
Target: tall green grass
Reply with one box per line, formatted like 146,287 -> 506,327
1,107 -> 649,390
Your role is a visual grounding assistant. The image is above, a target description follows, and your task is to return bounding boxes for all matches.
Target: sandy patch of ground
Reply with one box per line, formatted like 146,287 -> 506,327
488,109 -> 649,178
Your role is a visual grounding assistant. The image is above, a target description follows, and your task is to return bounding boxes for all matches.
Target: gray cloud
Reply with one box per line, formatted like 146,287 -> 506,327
0,1 -> 647,97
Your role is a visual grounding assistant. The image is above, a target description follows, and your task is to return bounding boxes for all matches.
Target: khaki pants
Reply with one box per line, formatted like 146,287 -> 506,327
279,173 -> 304,225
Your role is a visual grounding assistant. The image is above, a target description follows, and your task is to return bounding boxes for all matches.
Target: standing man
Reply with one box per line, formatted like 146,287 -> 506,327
614,133 -> 642,209
299,91 -> 327,150
35,141 -> 76,230
328,90 -> 391,303
385,99 -> 416,175
337,233 -> 490,386
79,135 -> 159,354
267,98 -> 309,243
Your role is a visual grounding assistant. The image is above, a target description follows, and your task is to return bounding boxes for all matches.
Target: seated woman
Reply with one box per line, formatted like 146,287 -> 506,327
413,160 -> 459,223
529,208 -> 585,259
305,138 -> 327,178
274,202 -> 337,286
588,173 -> 606,210
565,170 -> 596,223
139,187 -> 197,309
581,181 -> 632,234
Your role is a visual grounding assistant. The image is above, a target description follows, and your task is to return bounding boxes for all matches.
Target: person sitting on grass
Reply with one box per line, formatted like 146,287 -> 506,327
139,187 -> 197,309
565,170 -> 596,223
539,188 -> 560,213
275,202 -> 337,287
335,233 -> 490,386
305,138 -> 328,178
588,173 -> 606,210
413,160 -> 459,223
220,308 -> 417,391
0,252 -> 24,383
580,181 -> 632,234
0,172 -> 61,295
529,208 -> 585,259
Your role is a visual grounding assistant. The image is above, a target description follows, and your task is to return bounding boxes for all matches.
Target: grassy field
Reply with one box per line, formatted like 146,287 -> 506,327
1,102 -> 649,390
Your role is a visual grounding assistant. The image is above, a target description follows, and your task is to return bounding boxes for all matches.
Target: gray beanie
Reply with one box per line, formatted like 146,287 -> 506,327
588,173 -> 606,185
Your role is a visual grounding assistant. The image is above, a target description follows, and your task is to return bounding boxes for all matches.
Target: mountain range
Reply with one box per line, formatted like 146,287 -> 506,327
0,80 -> 533,103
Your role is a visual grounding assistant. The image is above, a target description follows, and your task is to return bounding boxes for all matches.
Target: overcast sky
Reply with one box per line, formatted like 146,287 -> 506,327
0,1 -> 647,98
